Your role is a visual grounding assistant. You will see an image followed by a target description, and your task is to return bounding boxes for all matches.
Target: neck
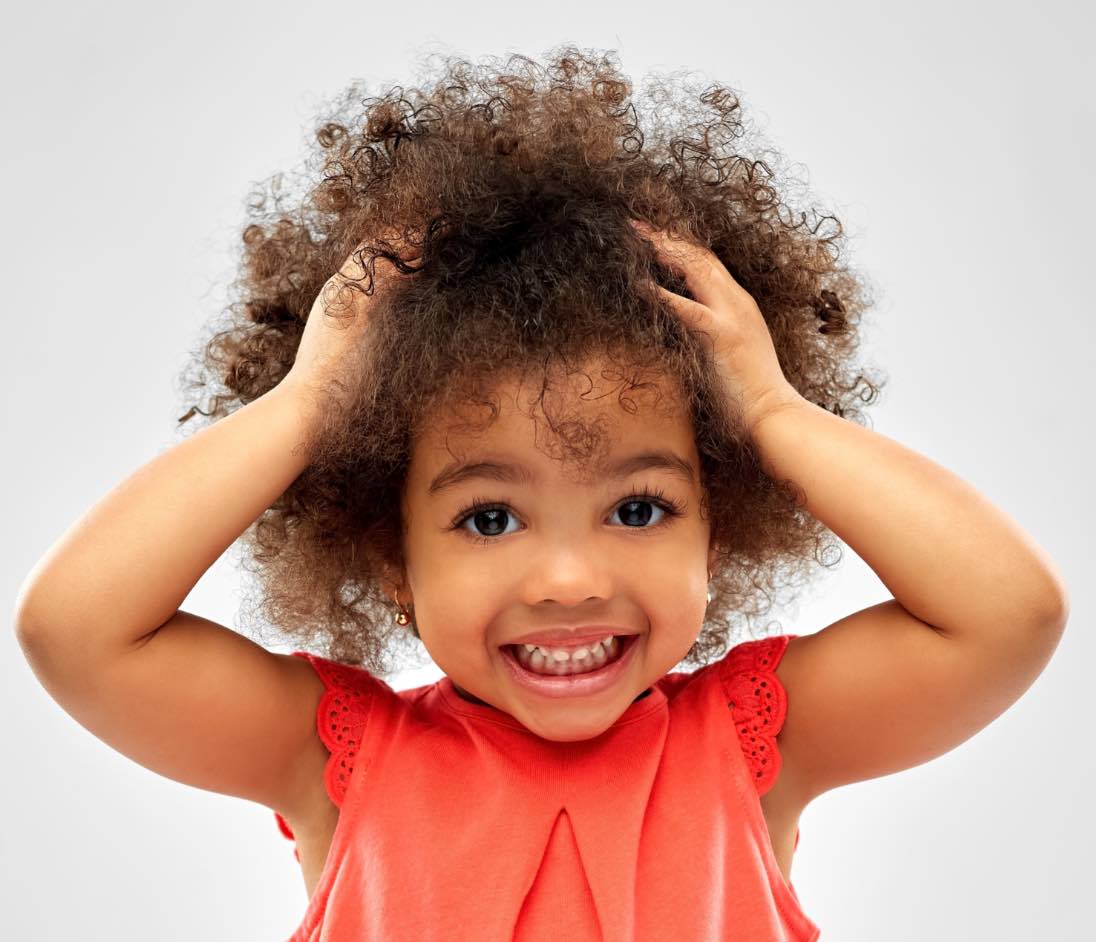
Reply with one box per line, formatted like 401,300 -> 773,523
452,683 -> 492,707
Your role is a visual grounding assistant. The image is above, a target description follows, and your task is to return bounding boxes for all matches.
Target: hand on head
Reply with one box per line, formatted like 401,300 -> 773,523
629,218 -> 801,432
283,228 -> 421,395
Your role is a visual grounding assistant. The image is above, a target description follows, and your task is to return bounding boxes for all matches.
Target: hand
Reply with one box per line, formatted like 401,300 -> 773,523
282,230 -> 420,396
628,218 -> 804,433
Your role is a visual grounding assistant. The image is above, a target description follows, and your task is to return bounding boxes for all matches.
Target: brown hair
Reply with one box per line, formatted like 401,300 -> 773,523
176,45 -> 886,678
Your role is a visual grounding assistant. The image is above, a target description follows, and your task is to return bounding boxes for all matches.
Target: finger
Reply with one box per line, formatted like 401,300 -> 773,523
640,229 -> 729,311
373,225 -> 425,265
341,227 -> 423,280
331,233 -> 420,311
651,281 -> 717,338
630,220 -> 743,310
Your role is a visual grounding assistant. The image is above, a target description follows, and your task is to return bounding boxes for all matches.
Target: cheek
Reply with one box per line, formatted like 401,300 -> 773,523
423,553 -> 511,610
416,597 -> 495,656
643,580 -> 708,637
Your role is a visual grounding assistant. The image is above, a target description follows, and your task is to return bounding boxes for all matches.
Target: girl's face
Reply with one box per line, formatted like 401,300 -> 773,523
396,361 -> 716,742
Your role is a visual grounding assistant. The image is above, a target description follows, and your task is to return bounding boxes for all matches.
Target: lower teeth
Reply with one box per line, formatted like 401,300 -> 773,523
513,637 -> 625,677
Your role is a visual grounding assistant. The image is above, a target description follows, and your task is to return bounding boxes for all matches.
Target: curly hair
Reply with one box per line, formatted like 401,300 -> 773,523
176,45 -> 886,679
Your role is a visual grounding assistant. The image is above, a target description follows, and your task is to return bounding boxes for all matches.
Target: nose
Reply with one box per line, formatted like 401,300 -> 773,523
523,539 -> 613,607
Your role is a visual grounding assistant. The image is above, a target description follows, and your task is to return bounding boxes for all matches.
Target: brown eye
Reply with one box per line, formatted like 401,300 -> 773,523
615,499 -> 658,527
462,506 -> 514,538
448,486 -> 686,545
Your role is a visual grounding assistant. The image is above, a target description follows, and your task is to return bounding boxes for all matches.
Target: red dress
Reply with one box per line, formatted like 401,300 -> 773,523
275,634 -> 820,941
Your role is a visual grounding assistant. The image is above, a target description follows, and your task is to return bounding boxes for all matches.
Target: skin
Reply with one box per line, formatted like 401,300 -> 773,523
386,358 -> 719,743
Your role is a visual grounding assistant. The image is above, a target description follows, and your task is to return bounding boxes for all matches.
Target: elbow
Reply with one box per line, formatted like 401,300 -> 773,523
1036,564 -> 1071,632
11,573 -> 65,640
12,581 -> 45,639
1019,556 -> 1071,633
1041,591 -> 1070,634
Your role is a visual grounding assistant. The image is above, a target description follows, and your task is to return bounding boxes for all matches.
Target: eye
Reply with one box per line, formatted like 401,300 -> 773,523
447,485 -> 686,546
451,500 -> 522,542
613,496 -> 672,528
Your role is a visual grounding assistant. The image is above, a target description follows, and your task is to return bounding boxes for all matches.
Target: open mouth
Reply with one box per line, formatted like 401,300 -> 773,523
503,634 -> 636,678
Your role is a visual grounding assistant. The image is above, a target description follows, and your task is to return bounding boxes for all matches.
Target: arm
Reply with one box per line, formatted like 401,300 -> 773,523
627,217 -> 1069,632
13,383 -> 329,816
14,384 -> 312,650
750,398 -> 1069,802
13,241 -> 401,816
752,397 -> 1070,641
631,219 -> 1070,804
13,233 -> 405,649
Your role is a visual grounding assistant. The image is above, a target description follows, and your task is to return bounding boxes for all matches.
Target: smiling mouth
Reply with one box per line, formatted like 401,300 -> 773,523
504,635 -> 634,677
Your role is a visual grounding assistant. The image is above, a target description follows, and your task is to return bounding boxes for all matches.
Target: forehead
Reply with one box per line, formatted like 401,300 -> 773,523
407,362 -> 698,487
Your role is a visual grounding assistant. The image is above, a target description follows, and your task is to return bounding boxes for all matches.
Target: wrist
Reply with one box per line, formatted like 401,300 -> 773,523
268,372 -> 328,436
746,385 -> 809,436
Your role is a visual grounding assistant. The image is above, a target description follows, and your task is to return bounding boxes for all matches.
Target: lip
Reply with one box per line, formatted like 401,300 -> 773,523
507,626 -> 639,647
500,634 -> 640,698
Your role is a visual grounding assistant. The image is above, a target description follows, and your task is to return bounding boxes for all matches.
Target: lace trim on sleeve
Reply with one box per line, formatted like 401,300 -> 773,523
718,634 -> 797,798
273,651 -> 378,849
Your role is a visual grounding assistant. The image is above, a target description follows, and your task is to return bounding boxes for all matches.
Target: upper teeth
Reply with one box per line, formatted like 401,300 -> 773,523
522,635 -> 616,661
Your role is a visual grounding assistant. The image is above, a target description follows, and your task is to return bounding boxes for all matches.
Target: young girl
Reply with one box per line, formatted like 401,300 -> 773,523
14,47 -> 1069,941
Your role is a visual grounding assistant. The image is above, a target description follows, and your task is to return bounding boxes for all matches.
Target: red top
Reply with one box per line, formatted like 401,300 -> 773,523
275,633 -> 820,941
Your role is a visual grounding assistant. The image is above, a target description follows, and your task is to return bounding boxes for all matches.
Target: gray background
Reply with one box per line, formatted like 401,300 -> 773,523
3,2 -> 1092,939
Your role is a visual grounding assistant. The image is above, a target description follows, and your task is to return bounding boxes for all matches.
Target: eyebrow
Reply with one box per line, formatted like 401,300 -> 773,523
427,449 -> 697,496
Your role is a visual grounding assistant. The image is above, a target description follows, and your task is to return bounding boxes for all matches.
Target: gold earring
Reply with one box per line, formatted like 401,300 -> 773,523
706,570 -> 714,605
393,587 -> 413,626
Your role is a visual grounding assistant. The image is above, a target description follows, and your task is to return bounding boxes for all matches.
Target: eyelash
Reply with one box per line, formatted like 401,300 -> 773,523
448,485 -> 687,546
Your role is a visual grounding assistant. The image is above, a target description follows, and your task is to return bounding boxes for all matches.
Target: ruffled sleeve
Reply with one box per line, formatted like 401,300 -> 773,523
717,634 -> 797,799
273,651 -> 380,856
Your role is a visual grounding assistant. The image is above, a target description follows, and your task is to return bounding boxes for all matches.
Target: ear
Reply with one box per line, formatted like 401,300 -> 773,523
378,565 -> 409,604
707,541 -> 719,578
361,538 -> 408,604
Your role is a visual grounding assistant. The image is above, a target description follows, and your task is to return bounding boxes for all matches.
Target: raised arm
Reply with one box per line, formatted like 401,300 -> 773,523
13,381 -> 326,816
631,218 -> 1070,806
15,382 -> 313,652
12,239 -> 407,817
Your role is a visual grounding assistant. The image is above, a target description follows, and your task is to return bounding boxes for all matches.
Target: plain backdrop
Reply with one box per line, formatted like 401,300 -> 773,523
3,2 -> 1092,939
